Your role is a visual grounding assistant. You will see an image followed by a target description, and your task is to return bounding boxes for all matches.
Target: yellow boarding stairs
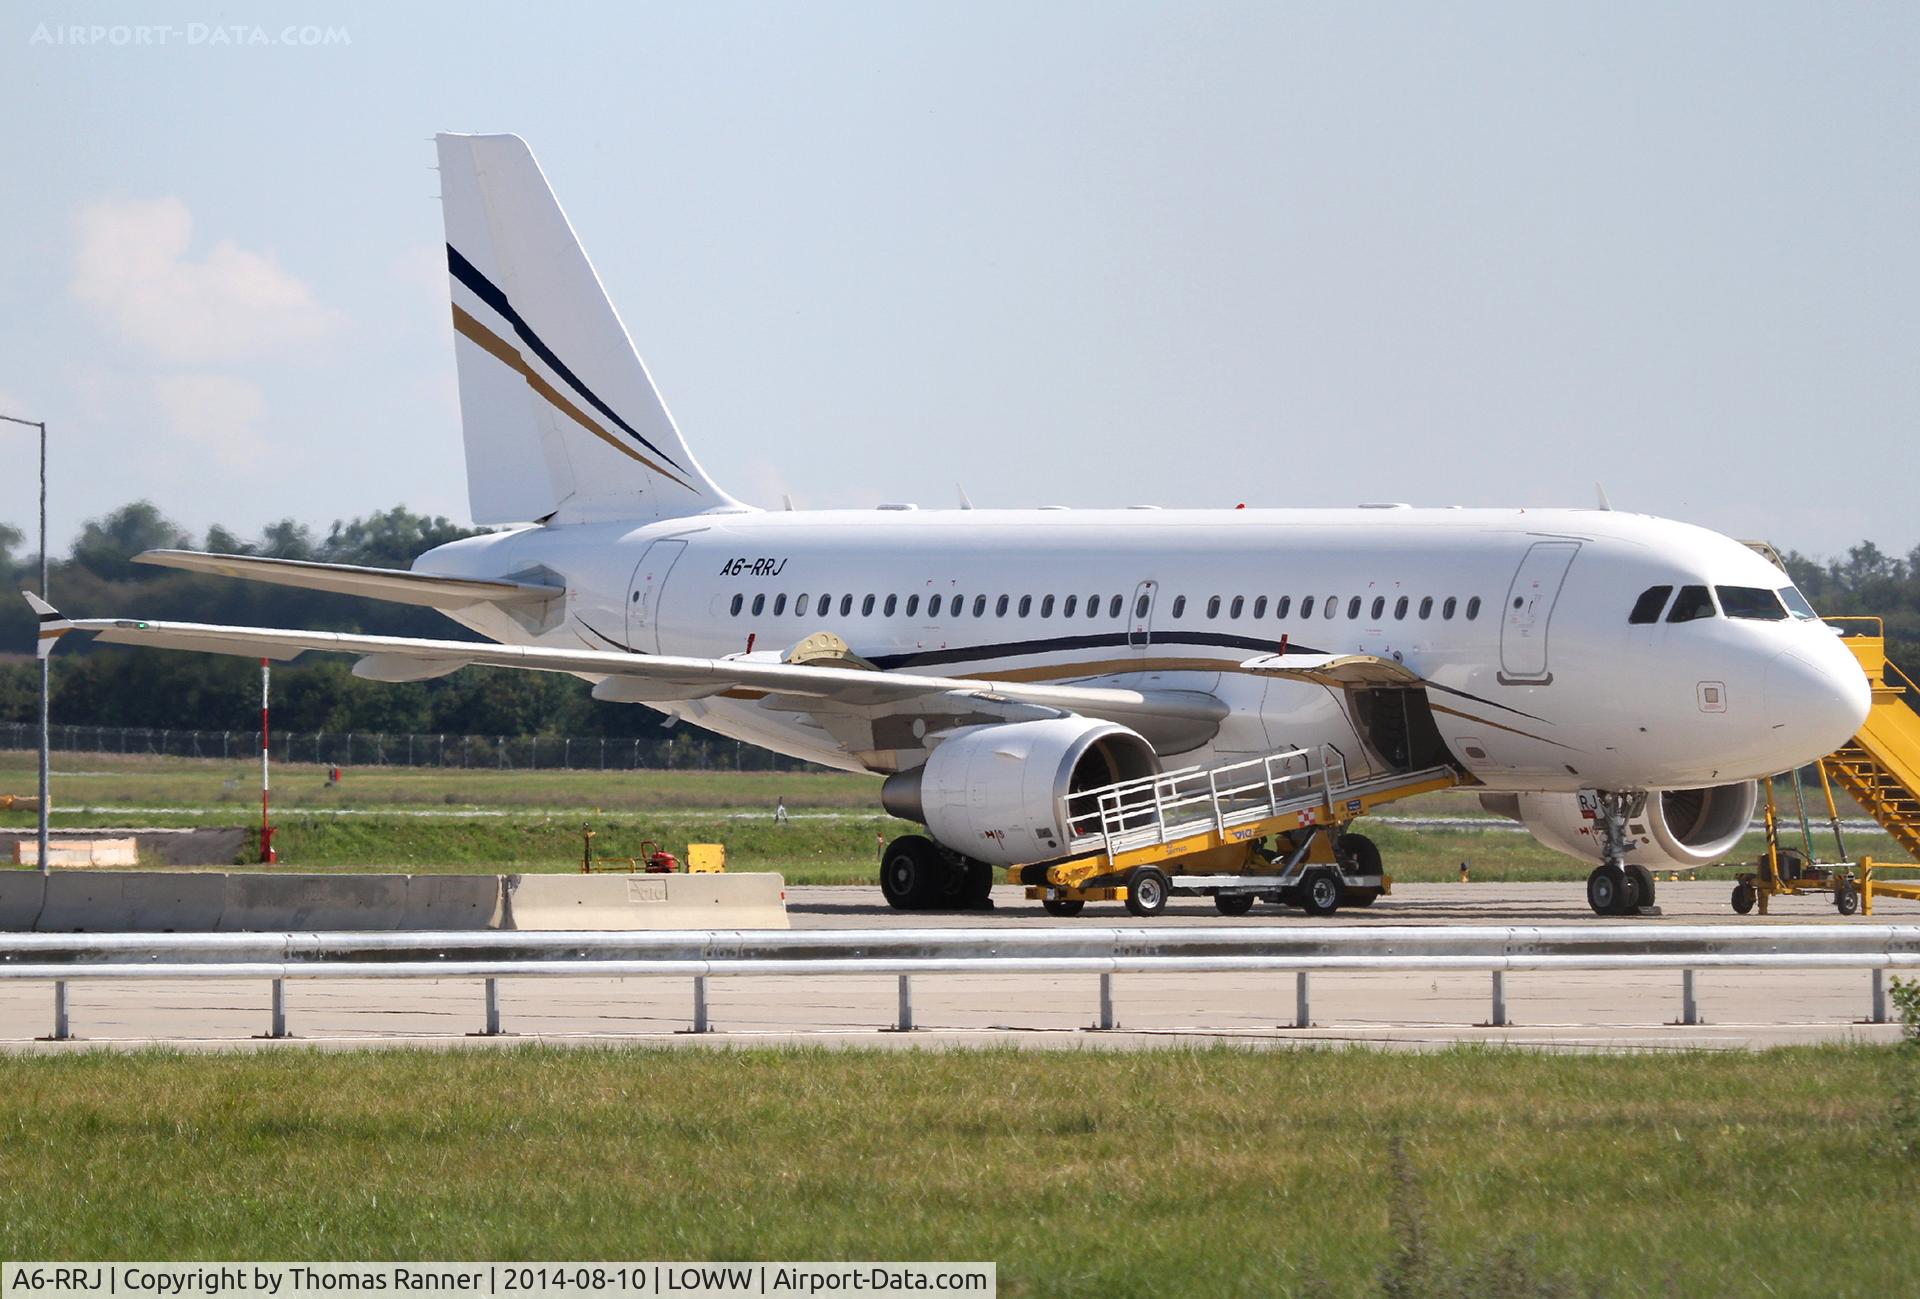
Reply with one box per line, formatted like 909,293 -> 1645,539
1732,619 -> 1920,915
1005,744 -> 1462,917
1820,618 -> 1920,914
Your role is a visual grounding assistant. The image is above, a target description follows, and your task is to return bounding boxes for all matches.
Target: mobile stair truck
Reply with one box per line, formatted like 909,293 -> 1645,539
1006,744 -> 1463,917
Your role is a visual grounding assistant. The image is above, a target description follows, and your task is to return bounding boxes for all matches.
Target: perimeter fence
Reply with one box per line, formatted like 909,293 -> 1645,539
0,724 -> 825,773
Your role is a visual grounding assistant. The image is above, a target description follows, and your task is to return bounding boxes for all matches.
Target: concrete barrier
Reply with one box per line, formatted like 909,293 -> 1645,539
503,873 -> 789,930
403,875 -> 505,929
0,871 -> 46,930
216,874 -> 409,932
16,838 -> 140,867
37,871 -> 228,932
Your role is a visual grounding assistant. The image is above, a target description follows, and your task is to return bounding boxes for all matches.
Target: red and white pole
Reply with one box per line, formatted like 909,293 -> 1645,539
260,657 -> 276,864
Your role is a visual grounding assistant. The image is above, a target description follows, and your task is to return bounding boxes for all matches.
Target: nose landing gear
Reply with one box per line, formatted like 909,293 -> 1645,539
1584,791 -> 1654,916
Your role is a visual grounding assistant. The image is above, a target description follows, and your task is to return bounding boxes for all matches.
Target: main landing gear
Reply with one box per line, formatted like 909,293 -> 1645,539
879,834 -> 996,911
1584,791 -> 1656,916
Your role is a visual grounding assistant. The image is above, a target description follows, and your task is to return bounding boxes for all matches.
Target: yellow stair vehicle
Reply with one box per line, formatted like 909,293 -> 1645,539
1005,745 -> 1463,917
1730,618 -> 1920,915
1821,618 -> 1920,914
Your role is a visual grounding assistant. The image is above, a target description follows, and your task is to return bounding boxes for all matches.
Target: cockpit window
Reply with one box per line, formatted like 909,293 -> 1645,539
1666,584 -> 1716,623
1778,586 -> 1819,620
1628,585 -> 1672,624
1716,586 -> 1787,621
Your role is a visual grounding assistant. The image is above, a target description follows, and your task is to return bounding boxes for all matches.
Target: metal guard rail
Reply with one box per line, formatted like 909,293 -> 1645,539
9,925 -> 1917,1038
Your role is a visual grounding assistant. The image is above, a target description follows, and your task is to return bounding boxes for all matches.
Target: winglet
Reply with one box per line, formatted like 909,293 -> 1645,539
22,592 -> 70,659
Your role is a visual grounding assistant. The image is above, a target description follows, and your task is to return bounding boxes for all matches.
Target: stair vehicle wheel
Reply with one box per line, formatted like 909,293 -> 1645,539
1730,880 -> 1757,915
1300,869 -> 1342,917
1124,866 -> 1170,917
1042,897 -> 1086,918
1834,879 -> 1861,916
1335,832 -> 1382,878
1586,864 -> 1632,916
1625,864 -> 1657,911
879,835 -> 943,910
1213,892 -> 1255,917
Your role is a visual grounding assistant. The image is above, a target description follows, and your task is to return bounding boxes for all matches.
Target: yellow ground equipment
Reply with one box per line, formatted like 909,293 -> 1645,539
1005,745 -> 1464,917
685,843 -> 727,873
1730,619 -> 1920,915
579,824 -> 684,874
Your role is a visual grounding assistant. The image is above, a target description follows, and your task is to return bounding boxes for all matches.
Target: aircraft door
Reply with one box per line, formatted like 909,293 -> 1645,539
626,538 -> 688,654
1499,540 -> 1580,684
1127,581 -> 1157,660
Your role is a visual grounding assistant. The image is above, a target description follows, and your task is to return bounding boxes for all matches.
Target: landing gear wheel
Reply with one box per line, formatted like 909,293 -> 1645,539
1300,869 -> 1342,917
1625,864 -> 1657,912
958,859 -> 996,910
1213,893 -> 1255,917
1042,897 -> 1086,918
879,835 -> 943,910
1586,864 -> 1632,916
1835,879 -> 1861,916
1731,880 -> 1757,915
1124,866 -> 1170,917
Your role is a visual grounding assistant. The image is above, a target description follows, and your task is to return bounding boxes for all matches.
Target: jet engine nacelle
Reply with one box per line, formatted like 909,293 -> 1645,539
880,717 -> 1160,866
1481,782 -> 1758,870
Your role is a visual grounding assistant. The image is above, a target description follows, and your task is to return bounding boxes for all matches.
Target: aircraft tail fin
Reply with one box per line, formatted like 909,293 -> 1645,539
435,132 -> 745,526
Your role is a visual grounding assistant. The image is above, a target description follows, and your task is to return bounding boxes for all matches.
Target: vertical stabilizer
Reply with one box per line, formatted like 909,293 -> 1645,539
435,132 -> 745,525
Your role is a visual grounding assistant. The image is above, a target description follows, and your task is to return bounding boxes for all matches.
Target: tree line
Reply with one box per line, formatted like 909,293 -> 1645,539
3,502 -> 1917,745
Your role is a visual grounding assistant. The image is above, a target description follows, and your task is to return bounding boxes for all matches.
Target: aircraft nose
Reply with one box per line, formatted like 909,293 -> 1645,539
1764,648 -> 1871,757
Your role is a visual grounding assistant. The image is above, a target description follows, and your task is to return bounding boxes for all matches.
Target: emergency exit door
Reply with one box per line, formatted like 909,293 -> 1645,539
1499,541 -> 1579,684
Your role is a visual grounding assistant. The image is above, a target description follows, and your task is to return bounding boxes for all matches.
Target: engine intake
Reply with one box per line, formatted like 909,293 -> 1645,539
881,718 -> 1160,866
1482,782 -> 1757,870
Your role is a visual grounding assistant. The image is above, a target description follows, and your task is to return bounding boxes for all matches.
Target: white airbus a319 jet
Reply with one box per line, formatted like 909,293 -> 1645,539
26,135 -> 1871,916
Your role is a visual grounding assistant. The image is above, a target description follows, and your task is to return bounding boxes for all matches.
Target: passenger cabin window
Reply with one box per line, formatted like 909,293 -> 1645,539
1347,597 -> 1362,619
928,595 -> 942,618
1171,595 -> 1186,618
1466,596 -> 1481,620
906,595 -> 920,617
1230,596 -> 1244,619
1628,585 -> 1673,624
730,594 -> 744,616
1019,595 -> 1033,617
1135,594 -> 1149,618
1779,587 -> 1818,620
1108,595 -> 1123,618
1442,597 -> 1456,620
1064,595 -> 1078,617
1253,596 -> 1268,618
1207,596 -> 1222,619
883,594 -> 898,617
996,595 -> 1010,617
1394,596 -> 1408,620
1666,585 -> 1715,623
1088,596 -> 1101,620
1717,586 -> 1788,621
752,594 -> 766,616
1324,597 -> 1337,619
773,594 -> 788,616
973,595 -> 986,617
862,594 -> 875,616
1042,595 -> 1055,617
1276,596 -> 1291,619
1419,596 -> 1432,620
840,595 -> 853,617
796,595 -> 810,616
1370,596 -> 1384,620
1300,596 -> 1314,618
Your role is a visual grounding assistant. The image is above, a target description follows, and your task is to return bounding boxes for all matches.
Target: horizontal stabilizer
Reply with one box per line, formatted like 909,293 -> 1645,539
135,550 -> 564,610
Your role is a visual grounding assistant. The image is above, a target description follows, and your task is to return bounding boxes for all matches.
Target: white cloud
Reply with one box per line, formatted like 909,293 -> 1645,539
152,373 -> 268,467
71,196 -> 344,364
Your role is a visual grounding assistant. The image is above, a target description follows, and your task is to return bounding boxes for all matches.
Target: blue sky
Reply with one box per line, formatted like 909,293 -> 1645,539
1,2 -> 1914,558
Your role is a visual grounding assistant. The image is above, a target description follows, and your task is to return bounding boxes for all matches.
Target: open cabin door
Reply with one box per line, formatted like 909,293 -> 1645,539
1499,541 -> 1580,684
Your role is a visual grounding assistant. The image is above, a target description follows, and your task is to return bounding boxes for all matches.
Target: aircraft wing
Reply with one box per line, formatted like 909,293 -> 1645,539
133,549 -> 564,610
23,596 -> 1227,752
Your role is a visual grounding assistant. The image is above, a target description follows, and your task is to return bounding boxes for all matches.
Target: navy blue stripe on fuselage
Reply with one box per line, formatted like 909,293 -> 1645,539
446,244 -> 686,475
866,631 -> 1322,672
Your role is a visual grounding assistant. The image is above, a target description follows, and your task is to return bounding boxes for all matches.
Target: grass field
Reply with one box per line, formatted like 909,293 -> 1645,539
0,751 -> 1907,883
0,1044 -> 1913,1296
